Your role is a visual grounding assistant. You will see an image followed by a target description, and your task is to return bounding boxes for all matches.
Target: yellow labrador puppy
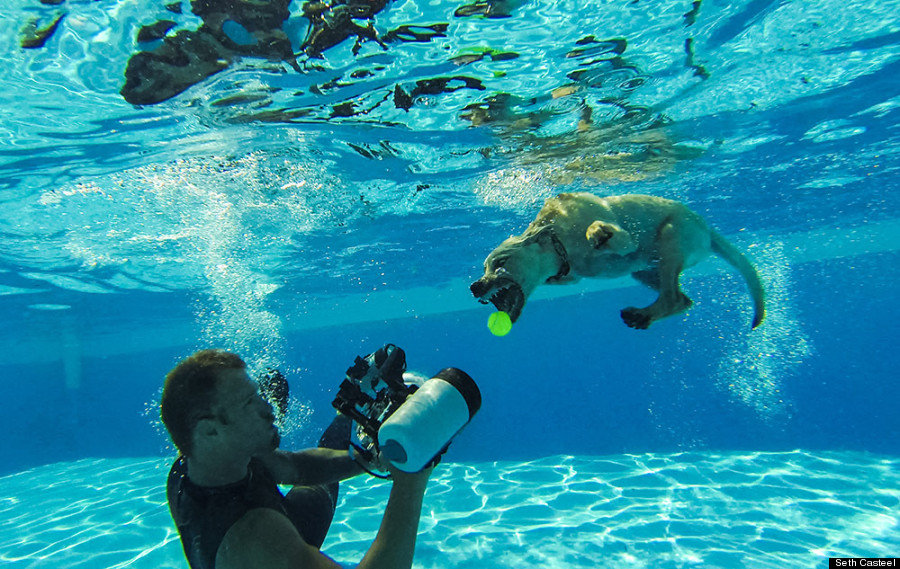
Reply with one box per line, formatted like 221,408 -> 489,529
471,192 -> 765,329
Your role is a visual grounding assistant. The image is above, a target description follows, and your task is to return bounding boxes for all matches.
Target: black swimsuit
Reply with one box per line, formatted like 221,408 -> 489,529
167,456 -> 339,569
168,457 -> 279,569
167,415 -> 350,569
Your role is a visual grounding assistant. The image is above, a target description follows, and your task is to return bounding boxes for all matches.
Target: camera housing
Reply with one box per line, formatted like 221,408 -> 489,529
332,344 -> 481,472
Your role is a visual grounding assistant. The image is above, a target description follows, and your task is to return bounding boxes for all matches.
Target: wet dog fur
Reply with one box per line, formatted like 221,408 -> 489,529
471,192 -> 765,329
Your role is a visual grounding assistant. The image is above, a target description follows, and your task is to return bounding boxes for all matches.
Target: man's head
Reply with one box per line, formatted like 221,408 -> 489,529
161,349 -> 278,457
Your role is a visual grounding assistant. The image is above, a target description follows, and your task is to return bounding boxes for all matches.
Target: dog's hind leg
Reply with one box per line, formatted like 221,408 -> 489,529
631,268 -> 660,290
621,221 -> 693,329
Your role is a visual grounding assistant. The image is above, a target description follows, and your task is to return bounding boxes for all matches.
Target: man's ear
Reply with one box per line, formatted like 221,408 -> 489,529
195,418 -> 220,439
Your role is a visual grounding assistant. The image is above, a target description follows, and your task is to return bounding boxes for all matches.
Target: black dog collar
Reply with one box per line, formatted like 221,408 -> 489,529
545,229 -> 570,283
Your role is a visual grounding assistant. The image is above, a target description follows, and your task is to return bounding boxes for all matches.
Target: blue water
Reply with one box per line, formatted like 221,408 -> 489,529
3,453 -> 899,568
1,0 -> 899,567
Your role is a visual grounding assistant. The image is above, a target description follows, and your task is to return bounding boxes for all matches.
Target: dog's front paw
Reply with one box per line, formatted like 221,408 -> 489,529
621,307 -> 651,329
586,221 -> 613,249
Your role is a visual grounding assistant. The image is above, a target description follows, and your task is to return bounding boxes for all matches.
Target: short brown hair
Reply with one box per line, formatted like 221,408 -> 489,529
160,349 -> 246,456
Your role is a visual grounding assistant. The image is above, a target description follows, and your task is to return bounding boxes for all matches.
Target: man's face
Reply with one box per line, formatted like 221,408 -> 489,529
211,368 -> 281,456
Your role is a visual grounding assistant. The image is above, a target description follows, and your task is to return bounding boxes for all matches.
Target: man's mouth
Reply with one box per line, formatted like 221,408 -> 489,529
471,277 -> 525,323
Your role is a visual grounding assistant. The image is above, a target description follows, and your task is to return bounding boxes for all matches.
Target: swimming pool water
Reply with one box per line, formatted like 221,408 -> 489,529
1,0 -> 899,566
2,451 -> 897,569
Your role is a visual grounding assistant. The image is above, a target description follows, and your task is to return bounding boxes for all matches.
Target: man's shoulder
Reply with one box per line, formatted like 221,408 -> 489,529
169,455 -> 187,475
166,456 -> 187,500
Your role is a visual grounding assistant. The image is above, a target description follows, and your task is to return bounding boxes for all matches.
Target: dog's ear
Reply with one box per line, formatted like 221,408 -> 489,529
520,224 -> 554,247
586,221 -> 636,254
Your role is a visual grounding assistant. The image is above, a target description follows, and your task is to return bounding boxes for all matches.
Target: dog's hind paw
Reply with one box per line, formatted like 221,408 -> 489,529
621,307 -> 651,329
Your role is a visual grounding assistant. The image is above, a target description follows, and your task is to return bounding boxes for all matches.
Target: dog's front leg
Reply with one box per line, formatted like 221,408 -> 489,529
586,220 -> 636,253
586,221 -> 614,248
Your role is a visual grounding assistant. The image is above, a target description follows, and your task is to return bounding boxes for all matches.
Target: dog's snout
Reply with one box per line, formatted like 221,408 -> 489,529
470,279 -> 486,297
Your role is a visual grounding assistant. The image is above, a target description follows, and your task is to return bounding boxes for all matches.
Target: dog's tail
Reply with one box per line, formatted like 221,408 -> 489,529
710,231 -> 766,329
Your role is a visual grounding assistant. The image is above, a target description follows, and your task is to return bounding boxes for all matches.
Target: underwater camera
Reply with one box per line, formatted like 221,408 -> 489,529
332,344 -> 481,473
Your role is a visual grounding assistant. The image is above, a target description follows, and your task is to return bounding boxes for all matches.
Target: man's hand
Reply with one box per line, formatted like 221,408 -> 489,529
387,462 -> 433,489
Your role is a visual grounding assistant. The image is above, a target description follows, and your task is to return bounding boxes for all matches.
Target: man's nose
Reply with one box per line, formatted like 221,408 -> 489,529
256,396 -> 275,418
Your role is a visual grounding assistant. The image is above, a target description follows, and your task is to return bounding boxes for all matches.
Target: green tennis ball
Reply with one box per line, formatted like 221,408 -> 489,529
487,311 -> 513,336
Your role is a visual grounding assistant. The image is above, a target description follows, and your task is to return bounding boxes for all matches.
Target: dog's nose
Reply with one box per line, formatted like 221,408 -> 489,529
470,279 -> 487,297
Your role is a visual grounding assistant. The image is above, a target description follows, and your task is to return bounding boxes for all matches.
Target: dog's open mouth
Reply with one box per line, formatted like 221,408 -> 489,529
470,277 -> 525,323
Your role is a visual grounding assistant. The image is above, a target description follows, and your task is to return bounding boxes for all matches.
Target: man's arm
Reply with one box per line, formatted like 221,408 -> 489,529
258,448 -> 364,486
216,507 -> 342,569
216,466 -> 431,569
356,467 -> 429,569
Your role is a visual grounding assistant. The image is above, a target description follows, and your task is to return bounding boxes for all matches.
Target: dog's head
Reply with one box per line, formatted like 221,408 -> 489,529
470,228 -> 564,323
